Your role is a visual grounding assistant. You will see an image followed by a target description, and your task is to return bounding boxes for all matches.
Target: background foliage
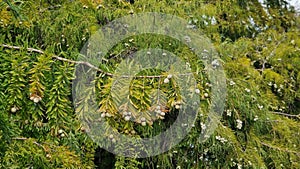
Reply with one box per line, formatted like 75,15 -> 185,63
0,0 -> 299,168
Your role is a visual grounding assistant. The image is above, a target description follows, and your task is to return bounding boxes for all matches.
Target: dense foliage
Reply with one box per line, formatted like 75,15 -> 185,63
0,0 -> 299,168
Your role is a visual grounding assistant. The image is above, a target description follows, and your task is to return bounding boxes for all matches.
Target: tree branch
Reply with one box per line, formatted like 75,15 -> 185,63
261,141 -> 300,156
258,36 -> 286,72
12,137 -> 44,148
1,44 -> 196,78
271,111 -> 300,119
1,44 -> 114,76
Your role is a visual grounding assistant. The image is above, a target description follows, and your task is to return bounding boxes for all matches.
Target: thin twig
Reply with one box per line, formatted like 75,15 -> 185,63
258,36 -> 286,72
271,111 -> 300,118
261,141 -> 300,156
1,44 -> 198,78
39,4 -> 62,13
1,44 -> 114,76
12,137 -> 44,148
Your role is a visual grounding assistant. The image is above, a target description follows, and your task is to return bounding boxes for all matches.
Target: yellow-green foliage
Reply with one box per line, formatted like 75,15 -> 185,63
0,0 -> 299,168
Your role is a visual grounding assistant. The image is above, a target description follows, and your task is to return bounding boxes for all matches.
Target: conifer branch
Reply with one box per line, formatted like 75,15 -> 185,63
1,44 -> 195,78
258,36 -> 286,72
271,111 -> 300,119
1,44 -> 114,76
261,141 -> 300,156
12,137 -> 44,148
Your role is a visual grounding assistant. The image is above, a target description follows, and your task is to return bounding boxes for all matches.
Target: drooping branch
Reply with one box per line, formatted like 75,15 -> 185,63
0,44 -> 196,78
12,137 -> 44,148
258,36 -> 286,73
261,141 -> 300,156
1,44 -> 114,76
271,111 -> 300,119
